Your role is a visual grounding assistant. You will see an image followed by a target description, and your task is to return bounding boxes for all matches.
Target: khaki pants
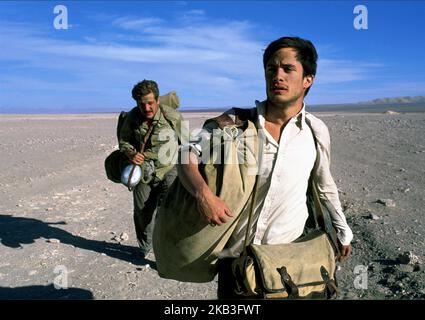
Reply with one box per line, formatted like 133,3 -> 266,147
133,167 -> 177,255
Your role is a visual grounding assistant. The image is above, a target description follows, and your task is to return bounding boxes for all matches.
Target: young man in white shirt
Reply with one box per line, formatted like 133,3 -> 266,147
177,36 -> 353,298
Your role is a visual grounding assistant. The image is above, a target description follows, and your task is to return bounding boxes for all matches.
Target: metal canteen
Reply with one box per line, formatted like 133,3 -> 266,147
121,164 -> 142,189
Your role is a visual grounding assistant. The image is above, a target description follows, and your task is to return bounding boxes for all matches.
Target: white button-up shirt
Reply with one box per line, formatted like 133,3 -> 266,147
219,102 -> 317,258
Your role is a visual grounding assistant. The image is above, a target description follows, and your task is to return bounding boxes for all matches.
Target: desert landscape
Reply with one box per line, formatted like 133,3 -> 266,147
0,108 -> 424,299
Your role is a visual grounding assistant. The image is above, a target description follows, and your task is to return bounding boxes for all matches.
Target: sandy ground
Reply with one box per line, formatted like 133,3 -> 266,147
0,111 -> 424,300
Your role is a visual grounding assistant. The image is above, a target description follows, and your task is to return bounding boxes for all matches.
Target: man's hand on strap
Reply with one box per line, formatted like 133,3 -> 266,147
128,152 -> 145,165
196,187 -> 233,227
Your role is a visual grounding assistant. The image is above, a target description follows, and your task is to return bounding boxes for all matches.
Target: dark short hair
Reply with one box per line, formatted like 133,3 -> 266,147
263,37 -> 318,96
131,80 -> 160,101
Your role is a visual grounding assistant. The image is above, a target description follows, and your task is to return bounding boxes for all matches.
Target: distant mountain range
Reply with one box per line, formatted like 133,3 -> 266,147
306,95 -> 425,113
358,96 -> 425,105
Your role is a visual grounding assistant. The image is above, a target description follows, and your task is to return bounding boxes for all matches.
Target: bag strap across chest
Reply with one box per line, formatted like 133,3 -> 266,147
205,107 -> 258,130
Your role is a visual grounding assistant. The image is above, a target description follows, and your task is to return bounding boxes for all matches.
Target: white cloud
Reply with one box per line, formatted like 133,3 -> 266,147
0,18 -> 264,80
315,59 -> 384,84
186,9 -> 205,16
112,17 -> 163,30
180,9 -> 206,24
0,17 -> 400,110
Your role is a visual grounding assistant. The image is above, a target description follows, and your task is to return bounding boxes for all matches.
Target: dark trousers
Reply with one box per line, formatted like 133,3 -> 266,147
217,258 -> 241,300
132,167 -> 177,254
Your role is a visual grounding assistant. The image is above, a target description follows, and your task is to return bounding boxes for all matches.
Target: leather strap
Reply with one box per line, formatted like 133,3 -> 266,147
243,179 -> 259,252
320,266 -> 339,298
306,120 -> 341,257
278,266 -> 299,299
140,121 -> 154,154
127,121 -> 154,191
311,182 -> 340,257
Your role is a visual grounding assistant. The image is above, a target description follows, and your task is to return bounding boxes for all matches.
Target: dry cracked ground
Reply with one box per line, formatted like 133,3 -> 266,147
0,111 -> 424,300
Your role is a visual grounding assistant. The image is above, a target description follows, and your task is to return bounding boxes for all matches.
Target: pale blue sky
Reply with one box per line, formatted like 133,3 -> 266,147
0,1 -> 424,113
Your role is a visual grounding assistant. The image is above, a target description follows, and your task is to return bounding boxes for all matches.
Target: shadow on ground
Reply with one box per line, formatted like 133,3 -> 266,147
0,284 -> 93,299
0,214 -> 155,267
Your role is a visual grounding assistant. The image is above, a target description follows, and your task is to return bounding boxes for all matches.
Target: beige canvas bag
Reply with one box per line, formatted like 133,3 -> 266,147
231,180 -> 339,299
153,109 -> 259,282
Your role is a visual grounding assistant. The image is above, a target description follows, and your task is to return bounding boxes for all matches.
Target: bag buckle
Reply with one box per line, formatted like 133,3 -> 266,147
277,266 -> 299,299
320,266 -> 339,298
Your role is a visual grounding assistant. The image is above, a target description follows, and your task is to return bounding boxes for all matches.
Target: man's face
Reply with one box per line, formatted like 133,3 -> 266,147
137,92 -> 159,120
265,48 -> 314,108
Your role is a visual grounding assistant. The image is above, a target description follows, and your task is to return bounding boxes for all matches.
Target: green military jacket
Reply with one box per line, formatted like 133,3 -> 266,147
119,104 -> 182,182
